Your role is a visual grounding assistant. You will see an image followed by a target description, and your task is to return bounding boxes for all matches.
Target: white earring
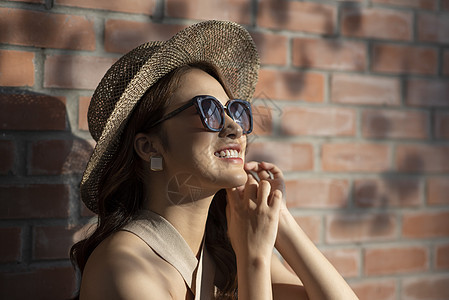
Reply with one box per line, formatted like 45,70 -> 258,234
150,156 -> 163,171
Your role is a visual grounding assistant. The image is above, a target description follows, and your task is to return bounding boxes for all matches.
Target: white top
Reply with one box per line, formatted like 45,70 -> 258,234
122,210 -> 216,299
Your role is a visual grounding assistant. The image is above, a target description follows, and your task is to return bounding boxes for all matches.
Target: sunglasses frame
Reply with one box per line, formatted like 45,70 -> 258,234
150,95 -> 253,134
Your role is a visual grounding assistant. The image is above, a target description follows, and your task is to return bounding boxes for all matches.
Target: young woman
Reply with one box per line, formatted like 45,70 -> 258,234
71,20 -> 358,300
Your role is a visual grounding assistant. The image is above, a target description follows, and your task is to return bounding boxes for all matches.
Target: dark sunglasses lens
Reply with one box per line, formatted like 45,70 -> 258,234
229,101 -> 251,133
200,98 -> 223,130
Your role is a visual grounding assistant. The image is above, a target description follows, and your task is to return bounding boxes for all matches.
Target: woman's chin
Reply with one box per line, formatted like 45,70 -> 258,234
221,170 -> 248,188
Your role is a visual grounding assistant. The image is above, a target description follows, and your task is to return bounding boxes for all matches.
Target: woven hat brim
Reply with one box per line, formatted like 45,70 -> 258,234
81,20 -> 260,213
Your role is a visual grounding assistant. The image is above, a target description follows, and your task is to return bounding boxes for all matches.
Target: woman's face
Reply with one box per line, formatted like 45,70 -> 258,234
159,68 -> 248,192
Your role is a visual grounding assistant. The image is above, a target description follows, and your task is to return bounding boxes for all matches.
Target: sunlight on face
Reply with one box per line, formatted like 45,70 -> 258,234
160,68 -> 248,193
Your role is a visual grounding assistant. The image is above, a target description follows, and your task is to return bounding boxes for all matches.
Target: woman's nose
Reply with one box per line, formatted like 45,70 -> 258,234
219,113 -> 243,139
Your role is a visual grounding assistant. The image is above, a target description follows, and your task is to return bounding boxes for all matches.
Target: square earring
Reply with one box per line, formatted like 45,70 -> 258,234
150,156 -> 163,171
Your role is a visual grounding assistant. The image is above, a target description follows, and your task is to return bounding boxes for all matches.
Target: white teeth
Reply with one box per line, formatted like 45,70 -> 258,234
214,149 -> 240,158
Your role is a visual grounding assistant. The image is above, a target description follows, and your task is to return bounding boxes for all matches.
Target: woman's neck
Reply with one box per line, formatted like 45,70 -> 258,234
143,178 -> 216,257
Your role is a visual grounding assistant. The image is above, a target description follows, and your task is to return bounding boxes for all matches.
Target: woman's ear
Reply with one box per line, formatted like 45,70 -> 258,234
134,133 -> 160,162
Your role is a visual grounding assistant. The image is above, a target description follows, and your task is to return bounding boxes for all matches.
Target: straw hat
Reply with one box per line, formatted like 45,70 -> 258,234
81,20 -> 260,213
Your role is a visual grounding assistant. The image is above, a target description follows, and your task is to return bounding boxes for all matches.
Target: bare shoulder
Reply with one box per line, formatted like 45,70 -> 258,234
80,231 -> 181,300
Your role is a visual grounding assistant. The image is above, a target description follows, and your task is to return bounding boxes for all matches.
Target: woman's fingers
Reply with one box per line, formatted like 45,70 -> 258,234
243,173 -> 258,206
227,165 -> 282,212
258,161 -> 284,180
245,161 -> 285,197
257,180 -> 271,207
245,161 -> 282,181
269,189 -> 283,209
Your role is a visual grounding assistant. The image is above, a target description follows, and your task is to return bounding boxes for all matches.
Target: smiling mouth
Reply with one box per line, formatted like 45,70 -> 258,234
214,149 -> 241,159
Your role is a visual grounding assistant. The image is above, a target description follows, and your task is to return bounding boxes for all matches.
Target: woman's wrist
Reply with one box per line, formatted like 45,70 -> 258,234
237,255 -> 271,271
275,208 -> 309,254
235,247 -> 273,267
277,208 -> 296,238
236,254 -> 273,300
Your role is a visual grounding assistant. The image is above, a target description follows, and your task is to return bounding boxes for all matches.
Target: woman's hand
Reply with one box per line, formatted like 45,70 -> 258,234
244,161 -> 287,211
225,161 -> 283,300
225,162 -> 282,261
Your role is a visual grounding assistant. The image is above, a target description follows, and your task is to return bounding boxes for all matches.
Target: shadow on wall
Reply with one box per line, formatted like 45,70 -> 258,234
333,113 -> 426,242
0,91 -> 93,299
245,0 -> 436,243
0,92 -> 93,175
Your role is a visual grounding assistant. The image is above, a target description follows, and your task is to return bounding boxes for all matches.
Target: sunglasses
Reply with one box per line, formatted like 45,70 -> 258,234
150,95 -> 253,134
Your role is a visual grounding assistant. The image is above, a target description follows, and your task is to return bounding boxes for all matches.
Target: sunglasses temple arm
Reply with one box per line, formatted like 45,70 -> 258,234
149,101 -> 195,128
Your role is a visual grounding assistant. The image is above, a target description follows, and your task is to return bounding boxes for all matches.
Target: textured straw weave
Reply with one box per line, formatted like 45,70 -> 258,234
81,20 -> 260,213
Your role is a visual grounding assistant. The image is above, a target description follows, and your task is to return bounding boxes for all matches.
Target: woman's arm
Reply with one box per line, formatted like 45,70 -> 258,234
226,173 -> 282,300
275,209 -> 358,299
246,161 -> 359,300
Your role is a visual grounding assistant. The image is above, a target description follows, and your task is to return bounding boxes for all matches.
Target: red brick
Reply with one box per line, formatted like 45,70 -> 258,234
255,69 -> 324,102
354,178 -> 421,207
252,104 -> 273,136
326,213 -> 397,243
321,248 -> 359,278
435,111 -> 449,139
29,139 -> 93,175
44,54 -> 116,90
56,0 -> 156,14
105,20 -> 185,54
78,96 -> 91,131
0,267 -> 75,299
436,243 -> 449,270
0,227 -> 21,263
34,225 -> 80,260
0,185 -> 69,219
372,43 -> 437,75
444,50 -> 449,76
372,0 -> 437,10
0,50 -> 34,87
427,177 -> 449,205
364,246 -> 428,275
0,140 -> 15,175
341,7 -> 412,41
331,73 -> 401,106
396,145 -> 449,172
0,94 -> 67,131
402,274 -> 449,300
362,109 -> 429,139
418,13 -> 449,43
281,106 -> 356,137
286,178 -> 349,209
246,142 -> 313,171
351,279 -> 396,300
250,31 -> 287,66
406,78 -> 449,107
403,211 -> 449,238
322,143 -> 390,172
0,8 -> 95,50
166,0 -> 251,24
293,215 -> 321,244
257,0 -> 336,34
292,38 -> 366,71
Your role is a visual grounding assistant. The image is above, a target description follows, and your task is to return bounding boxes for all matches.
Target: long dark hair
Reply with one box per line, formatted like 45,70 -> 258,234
70,62 -> 238,299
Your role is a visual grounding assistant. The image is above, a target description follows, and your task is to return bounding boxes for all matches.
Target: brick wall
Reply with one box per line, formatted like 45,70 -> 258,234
0,0 -> 448,299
